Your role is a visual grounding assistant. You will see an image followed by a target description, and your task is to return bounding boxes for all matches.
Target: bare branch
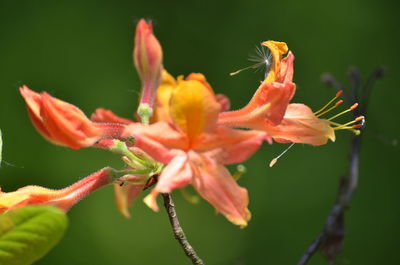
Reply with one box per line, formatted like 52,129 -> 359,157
297,67 -> 383,265
162,193 -> 205,265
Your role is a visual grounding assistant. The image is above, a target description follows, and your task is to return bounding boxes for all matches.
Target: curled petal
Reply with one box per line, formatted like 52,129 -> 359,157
215,94 -> 231,112
91,108 -> 133,124
265,104 -> 336,146
143,153 -> 192,212
185,73 -> 213,92
280,51 -> 295,86
114,183 -> 145,218
0,168 -> 112,213
261,40 -> 288,84
189,152 -> 251,227
153,153 -> 192,193
20,86 -> 56,143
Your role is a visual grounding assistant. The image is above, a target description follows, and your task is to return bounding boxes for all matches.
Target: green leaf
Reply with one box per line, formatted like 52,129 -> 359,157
0,206 -> 68,265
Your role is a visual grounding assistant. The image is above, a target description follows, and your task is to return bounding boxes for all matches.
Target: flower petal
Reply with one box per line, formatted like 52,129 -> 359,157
143,153 -> 192,211
114,183 -> 145,218
169,78 -> 221,143
20,86 -> 105,149
152,70 -> 177,123
261,40 -> 288,85
192,127 -> 266,164
122,122 -> 188,163
189,152 -> 251,227
218,82 -> 295,127
40,93 -> 102,149
91,108 -> 133,124
265,103 -> 336,145
20,86 -> 55,143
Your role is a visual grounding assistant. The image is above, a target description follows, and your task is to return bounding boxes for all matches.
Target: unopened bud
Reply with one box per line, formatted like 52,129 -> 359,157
134,19 -> 163,123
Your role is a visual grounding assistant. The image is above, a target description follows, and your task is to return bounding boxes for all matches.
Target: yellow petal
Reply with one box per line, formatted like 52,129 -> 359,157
169,78 -> 221,143
152,70 -> 177,123
261,40 -> 288,85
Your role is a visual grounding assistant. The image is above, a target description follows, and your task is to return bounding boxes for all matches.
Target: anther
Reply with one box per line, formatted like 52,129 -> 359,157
355,116 -> 365,122
350,103 -> 359,110
335,99 -> 343,106
269,158 -> 278,167
331,115 -> 365,129
269,143 -> 296,167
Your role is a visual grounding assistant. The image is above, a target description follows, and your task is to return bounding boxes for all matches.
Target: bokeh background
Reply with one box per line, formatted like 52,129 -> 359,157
0,0 -> 399,264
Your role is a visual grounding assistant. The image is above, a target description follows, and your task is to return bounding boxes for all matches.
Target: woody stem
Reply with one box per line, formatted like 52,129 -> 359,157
297,67 -> 383,265
162,193 -> 205,265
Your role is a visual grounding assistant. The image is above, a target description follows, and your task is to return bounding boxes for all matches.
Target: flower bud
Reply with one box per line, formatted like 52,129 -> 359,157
20,85 -> 103,149
134,19 -> 163,124
0,168 -> 112,213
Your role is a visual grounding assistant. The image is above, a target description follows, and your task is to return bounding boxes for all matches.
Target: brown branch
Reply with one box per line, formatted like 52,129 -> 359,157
297,137 -> 359,265
162,193 -> 205,265
297,67 -> 384,265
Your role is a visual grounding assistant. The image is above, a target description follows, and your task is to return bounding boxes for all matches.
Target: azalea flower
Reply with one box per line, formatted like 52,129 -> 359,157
1,19 -> 363,228
117,73 -> 266,227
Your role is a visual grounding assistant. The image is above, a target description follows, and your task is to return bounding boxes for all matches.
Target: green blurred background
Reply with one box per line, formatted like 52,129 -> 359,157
0,0 -> 398,264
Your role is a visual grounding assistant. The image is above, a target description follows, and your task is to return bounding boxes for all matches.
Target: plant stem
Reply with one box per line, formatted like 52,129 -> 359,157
162,193 -> 205,265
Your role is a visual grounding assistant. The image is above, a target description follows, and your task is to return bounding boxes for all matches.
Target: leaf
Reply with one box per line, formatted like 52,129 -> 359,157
0,206 -> 68,265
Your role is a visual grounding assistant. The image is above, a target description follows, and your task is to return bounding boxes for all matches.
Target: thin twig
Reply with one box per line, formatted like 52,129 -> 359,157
297,67 -> 383,265
162,193 -> 205,265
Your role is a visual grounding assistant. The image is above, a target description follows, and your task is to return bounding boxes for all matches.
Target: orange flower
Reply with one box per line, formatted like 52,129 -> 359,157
218,41 -> 335,146
20,86 -> 125,149
121,73 -> 266,227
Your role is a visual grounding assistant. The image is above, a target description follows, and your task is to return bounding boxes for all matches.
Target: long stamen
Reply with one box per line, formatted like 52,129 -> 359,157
314,90 -> 343,115
327,103 -> 359,121
269,143 -> 296,167
333,116 -> 364,129
316,100 -> 343,118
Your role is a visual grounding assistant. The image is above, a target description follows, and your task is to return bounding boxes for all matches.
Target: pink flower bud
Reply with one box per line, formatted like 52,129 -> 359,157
134,19 -> 163,124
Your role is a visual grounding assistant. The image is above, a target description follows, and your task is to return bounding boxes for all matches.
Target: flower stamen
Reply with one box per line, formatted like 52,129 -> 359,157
314,90 -> 343,116
327,103 -> 359,121
269,143 -> 296,167
233,164 -> 247,180
329,115 -> 364,135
